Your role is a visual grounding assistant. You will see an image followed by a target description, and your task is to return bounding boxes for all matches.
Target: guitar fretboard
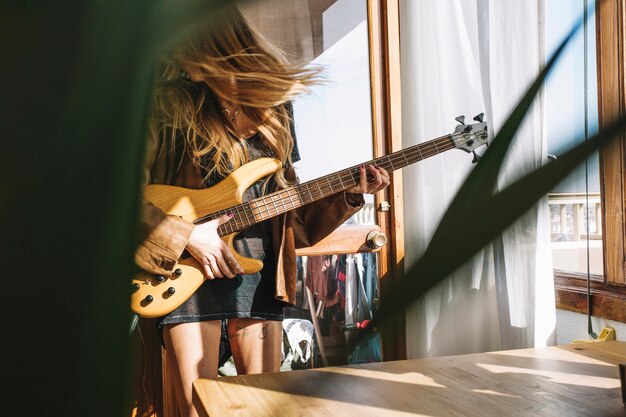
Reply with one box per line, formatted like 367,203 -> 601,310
194,134 -> 456,236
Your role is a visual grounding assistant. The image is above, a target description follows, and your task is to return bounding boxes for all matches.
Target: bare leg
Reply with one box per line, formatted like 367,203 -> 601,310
227,318 -> 282,374
162,321 -> 221,417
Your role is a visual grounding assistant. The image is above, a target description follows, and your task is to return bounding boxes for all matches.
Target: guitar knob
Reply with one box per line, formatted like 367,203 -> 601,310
155,275 -> 165,283
167,287 -> 176,295
132,283 -> 140,292
455,115 -> 466,125
473,113 -> 485,123
145,295 -> 154,303
174,268 -> 183,276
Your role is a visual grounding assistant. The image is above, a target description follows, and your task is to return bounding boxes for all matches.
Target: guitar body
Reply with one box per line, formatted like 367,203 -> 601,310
131,157 -> 282,318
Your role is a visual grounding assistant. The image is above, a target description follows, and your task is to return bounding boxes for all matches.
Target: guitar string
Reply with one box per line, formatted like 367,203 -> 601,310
199,131 -> 483,234
134,133 -> 480,312
239,166 -> 396,231
205,135 -> 454,231
214,134 -> 470,234
218,138 -> 458,234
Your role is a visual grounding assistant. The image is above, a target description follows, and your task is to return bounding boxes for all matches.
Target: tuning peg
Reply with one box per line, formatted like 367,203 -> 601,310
455,115 -> 466,125
473,113 -> 485,123
472,151 -> 481,164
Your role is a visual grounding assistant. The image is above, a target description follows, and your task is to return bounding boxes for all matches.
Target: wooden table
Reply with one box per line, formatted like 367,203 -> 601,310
193,341 -> 626,417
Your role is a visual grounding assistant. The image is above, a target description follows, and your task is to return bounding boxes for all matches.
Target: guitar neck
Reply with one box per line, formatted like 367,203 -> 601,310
211,133 -> 455,236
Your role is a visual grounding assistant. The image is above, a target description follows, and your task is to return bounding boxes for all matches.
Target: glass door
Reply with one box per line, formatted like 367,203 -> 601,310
241,0 -> 385,368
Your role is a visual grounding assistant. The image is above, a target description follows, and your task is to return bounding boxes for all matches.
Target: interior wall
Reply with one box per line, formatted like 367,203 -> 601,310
556,309 -> 626,343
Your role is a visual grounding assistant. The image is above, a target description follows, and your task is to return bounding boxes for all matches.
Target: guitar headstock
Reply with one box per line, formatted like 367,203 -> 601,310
451,113 -> 489,163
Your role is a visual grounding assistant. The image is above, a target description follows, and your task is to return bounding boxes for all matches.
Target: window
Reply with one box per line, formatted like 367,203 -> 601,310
546,0 -> 602,276
241,0 -> 405,364
550,0 -> 626,322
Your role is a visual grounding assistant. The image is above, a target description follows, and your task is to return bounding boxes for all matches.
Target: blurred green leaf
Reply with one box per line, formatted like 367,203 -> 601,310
429,14 -> 584,247
1,2 -> 238,417
369,116 -> 626,336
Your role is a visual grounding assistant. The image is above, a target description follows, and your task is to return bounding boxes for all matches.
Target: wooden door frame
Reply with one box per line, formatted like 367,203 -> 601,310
368,0 -> 405,361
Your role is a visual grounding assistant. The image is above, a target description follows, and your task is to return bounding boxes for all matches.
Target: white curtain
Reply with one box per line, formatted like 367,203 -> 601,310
400,0 -> 556,358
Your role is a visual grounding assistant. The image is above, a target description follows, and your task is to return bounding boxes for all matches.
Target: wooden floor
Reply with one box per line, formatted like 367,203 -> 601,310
193,341 -> 626,417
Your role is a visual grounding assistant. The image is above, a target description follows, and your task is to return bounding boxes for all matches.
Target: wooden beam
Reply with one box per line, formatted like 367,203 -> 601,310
555,271 -> 626,322
597,0 -> 626,286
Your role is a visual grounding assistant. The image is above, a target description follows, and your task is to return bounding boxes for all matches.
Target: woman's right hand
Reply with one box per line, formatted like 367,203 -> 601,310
186,213 -> 244,279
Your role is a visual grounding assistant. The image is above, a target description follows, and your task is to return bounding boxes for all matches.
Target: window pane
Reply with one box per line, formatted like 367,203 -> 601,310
242,0 -> 375,226
546,0 -> 603,275
241,0 -> 380,368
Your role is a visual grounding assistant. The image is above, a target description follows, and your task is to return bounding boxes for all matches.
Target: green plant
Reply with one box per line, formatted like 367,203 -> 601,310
2,1 -> 239,416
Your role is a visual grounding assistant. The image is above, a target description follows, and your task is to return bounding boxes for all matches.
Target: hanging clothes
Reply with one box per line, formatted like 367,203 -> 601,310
304,255 -> 340,308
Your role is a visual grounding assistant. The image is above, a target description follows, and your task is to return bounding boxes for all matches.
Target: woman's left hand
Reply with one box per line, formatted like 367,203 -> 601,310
347,164 -> 390,195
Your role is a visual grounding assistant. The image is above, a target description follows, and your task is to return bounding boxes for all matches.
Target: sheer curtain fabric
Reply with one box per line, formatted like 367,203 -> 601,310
400,0 -> 556,358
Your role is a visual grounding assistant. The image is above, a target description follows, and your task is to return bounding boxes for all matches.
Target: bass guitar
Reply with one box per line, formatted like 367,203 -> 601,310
131,114 -> 488,318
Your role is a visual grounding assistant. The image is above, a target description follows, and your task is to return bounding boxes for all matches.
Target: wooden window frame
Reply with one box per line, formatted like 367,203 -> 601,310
554,0 -> 626,322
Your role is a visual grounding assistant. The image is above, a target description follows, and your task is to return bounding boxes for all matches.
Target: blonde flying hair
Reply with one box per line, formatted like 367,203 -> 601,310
152,8 -> 324,189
